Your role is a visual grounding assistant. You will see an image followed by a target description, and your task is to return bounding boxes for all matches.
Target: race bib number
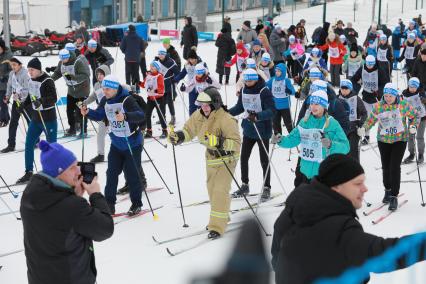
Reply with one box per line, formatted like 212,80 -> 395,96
299,127 -> 323,163
378,109 -> 404,136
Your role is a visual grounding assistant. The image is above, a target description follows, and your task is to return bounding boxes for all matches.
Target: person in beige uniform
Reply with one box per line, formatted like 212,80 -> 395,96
168,86 -> 241,239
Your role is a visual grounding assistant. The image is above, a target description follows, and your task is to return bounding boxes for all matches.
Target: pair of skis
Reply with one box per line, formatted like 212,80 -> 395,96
362,194 -> 408,224
112,206 -> 163,225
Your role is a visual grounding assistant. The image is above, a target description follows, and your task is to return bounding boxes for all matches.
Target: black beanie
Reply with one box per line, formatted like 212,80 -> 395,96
10,57 -> 22,65
187,49 -> 198,59
128,24 -> 136,32
350,43 -> 358,53
27,57 -> 42,71
317,154 -> 365,187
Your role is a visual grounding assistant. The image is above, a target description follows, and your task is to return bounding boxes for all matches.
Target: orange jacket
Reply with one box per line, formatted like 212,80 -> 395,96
319,41 -> 346,65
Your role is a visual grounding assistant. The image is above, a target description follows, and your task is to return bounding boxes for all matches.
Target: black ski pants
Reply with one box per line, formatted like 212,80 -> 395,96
273,108 -> 293,135
240,136 -> 271,188
378,141 -> 407,196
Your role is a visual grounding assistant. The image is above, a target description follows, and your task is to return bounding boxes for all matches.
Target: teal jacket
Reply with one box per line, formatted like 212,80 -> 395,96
278,113 -> 349,179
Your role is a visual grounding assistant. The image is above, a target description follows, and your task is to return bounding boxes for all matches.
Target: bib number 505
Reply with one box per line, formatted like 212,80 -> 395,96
302,148 -> 315,159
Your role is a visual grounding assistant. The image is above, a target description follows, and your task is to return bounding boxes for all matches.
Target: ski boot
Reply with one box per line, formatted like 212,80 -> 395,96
418,154 -> 424,164
127,204 -> 142,216
403,153 -> 415,164
160,129 -> 168,139
360,136 -> 369,146
207,230 -> 221,239
388,196 -> 398,211
144,129 -> 153,139
64,128 -> 76,137
90,154 -> 104,163
1,144 -> 15,153
117,183 -> 129,195
382,189 -> 391,204
260,186 -> 271,202
16,171 -> 33,184
231,183 -> 249,198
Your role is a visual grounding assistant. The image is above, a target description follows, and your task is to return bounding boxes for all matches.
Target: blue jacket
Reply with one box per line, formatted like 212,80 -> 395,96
155,54 -> 180,93
229,78 -> 275,139
174,57 -> 205,82
303,57 -> 328,73
266,63 -> 295,110
87,86 -> 145,151
392,28 -> 403,51
120,31 -> 145,63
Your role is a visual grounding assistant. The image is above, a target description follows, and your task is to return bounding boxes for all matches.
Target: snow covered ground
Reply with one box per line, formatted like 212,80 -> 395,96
1,0 -> 426,283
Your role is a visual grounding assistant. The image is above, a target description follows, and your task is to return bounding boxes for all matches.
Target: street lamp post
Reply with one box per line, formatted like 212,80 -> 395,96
323,0 -> 327,24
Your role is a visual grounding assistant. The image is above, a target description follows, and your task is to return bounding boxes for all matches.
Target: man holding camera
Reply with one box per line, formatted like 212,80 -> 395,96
20,140 -> 114,284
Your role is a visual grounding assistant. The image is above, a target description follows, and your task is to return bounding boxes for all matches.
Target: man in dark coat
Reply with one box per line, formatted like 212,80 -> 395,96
84,40 -> 114,85
120,24 -> 145,92
215,27 -> 236,84
21,140 -> 114,284
272,154 -> 426,284
344,22 -> 359,45
181,16 -> 198,60
222,16 -> 232,35
411,43 -> 426,86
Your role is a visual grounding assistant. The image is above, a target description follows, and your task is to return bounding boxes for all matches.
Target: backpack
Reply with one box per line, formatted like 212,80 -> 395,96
311,27 -> 322,44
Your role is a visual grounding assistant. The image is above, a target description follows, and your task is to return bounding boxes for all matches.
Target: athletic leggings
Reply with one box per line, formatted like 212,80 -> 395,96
378,141 -> 407,196
240,136 -> 270,188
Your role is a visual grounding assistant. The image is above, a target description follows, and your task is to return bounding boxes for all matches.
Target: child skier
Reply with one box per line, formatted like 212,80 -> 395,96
376,34 -> 393,85
180,63 -> 221,97
272,90 -> 349,184
398,32 -> 421,79
229,68 -> 275,201
303,48 -> 328,77
140,61 -> 167,139
342,43 -> 363,80
267,63 -> 295,135
318,32 -> 346,87
285,35 -> 305,83
337,79 -> 367,161
82,65 -> 111,163
402,77 -> 426,164
225,42 -> 249,83
257,53 -> 274,81
361,82 -> 418,211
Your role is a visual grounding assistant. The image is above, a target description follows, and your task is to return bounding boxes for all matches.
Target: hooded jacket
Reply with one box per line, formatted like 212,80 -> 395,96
20,172 -> 114,284
155,54 -> 180,93
84,65 -> 111,106
215,32 -> 236,75
229,78 -> 275,139
226,42 -> 250,73
269,28 -> 287,62
271,178 -> 426,284
84,45 -> 114,70
51,52 -> 91,98
180,17 -> 198,48
266,63 -> 295,110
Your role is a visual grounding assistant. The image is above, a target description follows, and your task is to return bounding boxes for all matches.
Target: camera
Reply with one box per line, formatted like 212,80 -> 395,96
78,162 -> 97,184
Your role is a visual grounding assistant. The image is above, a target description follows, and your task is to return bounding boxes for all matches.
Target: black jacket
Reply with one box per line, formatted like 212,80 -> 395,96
166,45 -> 182,70
344,27 -> 359,45
84,45 -> 114,71
412,56 -> 426,87
271,178 -> 426,284
215,32 -> 236,75
337,90 -> 368,134
351,63 -> 388,103
20,173 -> 114,284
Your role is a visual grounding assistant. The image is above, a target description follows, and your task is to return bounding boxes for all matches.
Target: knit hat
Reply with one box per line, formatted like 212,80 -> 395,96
311,47 -> 320,57
39,140 -> 77,178
317,154 -> 365,187
243,20 -> 251,28
245,43 -> 251,51
246,58 -> 256,69
88,39 -> 97,48
310,90 -> 329,109
311,80 -> 328,93
243,68 -> 258,81
289,35 -> 296,43
150,61 -> 161,71
409,19 -> 416,26
261,52 -> 271,62
236,41 -> 246,51
383,82 -> 398,97
59,49 -> 70,60
408,77 -> 420,89
195,62 -> 206,75
128,24 -> 136,32
158,46 -> 167,56
340,79 -> 353,90
350,43 -> 358,53
187,49 -> 198,59
379,34 -> 387,41
408,32 -> 417,40
252,39 -> 261,46
162,38 -> 171,45
65,42 -> 76,51
9,57 -> 22,65
309,67 -> 323,79
274,24 -> 282,31
365,55 -> 376,66
102,74 -> 120,90
27,57 -> 42,71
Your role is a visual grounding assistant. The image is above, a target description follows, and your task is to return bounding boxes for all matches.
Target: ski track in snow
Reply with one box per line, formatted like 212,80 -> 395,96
1,1 -> 426,283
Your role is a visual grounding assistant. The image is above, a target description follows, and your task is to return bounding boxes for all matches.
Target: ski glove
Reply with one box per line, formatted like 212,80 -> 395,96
247,111 -> 257,122
271,133 -> 282,144
409,125 -> 417,135
168,130 -> 185,145
321,137 -> 332,149
206,77 -> 213,84
180,84 -> 186,92
357,127 -> 366,137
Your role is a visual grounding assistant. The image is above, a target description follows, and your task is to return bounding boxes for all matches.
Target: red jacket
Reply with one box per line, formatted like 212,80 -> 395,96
319,41 -> 346,65
139,71 -> 165,101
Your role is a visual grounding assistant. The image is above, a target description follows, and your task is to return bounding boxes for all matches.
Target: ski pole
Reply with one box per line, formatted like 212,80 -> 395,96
176,88 -> 189,121
153,98 -> 169,131
251,121 -> 288,196
214,149 -> 271,237
118,113 -> 158,220
223,66 -> 228,105
169,125 -> 189,227
142,147 -> 174,194
144,130 -> 168,148
0,175 -> 19,198
54,95 -> 65,133
31,96 -> 48,136
0,194 -> 21,220
81,115 -> 85,161
412,134 -> 426,207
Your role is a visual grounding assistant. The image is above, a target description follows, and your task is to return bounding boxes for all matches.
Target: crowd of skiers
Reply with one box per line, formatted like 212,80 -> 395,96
1,11 -> 426,284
